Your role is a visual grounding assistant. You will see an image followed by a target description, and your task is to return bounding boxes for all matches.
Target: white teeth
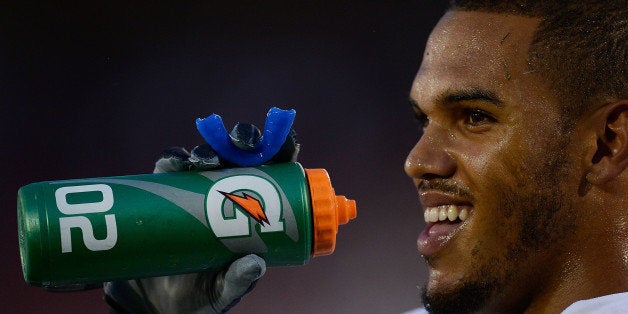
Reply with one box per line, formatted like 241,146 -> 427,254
447,205 -> 458,221
428,207 -> 439,222
459,208 -> 468,221
423,205 -> 469,223
438,206 -> 448,221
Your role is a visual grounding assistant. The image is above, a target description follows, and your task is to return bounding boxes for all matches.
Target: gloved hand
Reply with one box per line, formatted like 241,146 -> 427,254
154,125 -> 299,172
104,123 -> 299,313
104,254 -> 265,314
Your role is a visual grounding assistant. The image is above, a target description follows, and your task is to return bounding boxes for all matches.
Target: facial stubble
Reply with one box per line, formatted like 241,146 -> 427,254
421,138 -> 577,314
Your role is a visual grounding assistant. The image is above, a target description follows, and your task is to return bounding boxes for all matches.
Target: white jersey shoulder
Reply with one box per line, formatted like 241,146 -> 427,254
561,292 -> 628,314
402,292 -> 628,314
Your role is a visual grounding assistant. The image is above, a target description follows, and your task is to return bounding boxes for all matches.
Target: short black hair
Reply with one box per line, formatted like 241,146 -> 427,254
449,0 -> 627,120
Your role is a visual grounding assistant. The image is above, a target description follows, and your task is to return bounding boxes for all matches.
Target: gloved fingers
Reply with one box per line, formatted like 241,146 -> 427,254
227,123 -> 299,164
206,254 -> 266,313
189,124 -> 298,171
104,280 -> 159,313
156,124 -> 298,175
269,129 -> 300,163
229,123 -> 262,151
189,144 -> 222,170
154,147 -> 192,173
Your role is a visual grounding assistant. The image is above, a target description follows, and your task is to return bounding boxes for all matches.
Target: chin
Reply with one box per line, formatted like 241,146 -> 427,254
422,267 -> 497,314
424,259 -> 468,291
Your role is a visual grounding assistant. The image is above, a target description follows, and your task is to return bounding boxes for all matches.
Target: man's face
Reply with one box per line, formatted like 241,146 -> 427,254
406,11 -> 584,313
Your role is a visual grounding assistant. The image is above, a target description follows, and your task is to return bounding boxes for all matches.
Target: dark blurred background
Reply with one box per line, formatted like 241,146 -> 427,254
2,1 -> 447,313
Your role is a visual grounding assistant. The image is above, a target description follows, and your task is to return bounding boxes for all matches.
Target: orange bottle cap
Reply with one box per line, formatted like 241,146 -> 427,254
305,168 -> 357,257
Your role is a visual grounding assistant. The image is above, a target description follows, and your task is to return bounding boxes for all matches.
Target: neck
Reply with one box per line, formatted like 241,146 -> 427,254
524,196 -> 628,313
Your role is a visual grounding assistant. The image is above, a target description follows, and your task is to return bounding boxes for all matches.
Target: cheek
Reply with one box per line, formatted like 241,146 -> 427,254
457,133 -> 519,192
462,127 -> 555,191
454,134 -> 531,240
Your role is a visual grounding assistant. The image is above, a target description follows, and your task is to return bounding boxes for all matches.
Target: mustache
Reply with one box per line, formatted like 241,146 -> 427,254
418,179 -> 473,200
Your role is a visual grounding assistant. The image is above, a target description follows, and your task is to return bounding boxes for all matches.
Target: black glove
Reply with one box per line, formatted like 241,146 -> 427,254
104,254 -> 265,314
105,123 -> 299,313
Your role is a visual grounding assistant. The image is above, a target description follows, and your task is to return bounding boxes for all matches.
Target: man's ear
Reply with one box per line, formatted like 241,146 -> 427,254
586,100 -> 628,185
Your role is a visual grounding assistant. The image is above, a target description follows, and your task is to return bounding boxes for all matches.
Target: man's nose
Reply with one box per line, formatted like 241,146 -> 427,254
404,126 -> 456,180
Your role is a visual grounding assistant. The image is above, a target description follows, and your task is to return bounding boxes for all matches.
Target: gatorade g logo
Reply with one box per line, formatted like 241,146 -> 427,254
206,175 -> 285,238
201,168 -> 300,253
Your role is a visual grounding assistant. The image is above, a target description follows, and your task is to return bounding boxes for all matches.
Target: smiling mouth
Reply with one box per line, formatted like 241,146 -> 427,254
418,204 -> 471,257
424,204 -> 469,223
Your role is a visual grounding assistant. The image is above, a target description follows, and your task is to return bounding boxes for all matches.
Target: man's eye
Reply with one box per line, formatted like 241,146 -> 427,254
464,109 -> 495,126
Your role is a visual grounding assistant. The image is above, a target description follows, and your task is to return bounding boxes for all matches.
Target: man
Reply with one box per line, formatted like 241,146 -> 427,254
107,0 -> 627,313
404,0 -> 627,313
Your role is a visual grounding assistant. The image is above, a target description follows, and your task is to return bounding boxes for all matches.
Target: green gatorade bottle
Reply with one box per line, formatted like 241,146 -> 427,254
18,162 -> 356,289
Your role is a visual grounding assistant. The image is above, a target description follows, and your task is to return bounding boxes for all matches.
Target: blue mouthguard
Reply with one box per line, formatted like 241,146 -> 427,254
196,107 -> 296,166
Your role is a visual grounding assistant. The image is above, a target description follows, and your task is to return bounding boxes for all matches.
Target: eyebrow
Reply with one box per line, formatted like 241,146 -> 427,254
408,87 -> 504,112
440,87 -> 504,108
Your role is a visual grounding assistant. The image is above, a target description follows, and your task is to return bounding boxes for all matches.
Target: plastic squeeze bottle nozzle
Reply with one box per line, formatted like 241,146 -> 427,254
18,162 -> 357,289
306,168 -> 356,257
